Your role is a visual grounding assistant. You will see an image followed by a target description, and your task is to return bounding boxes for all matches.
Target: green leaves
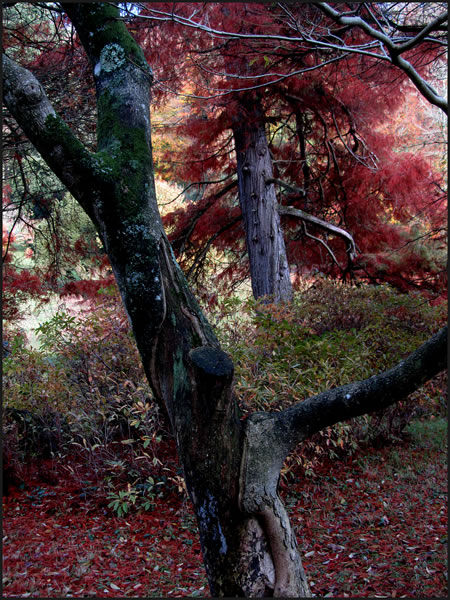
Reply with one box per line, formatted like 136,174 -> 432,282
35,310 -> 77,351
107,477 -> 156,517
215,280 -> 446,463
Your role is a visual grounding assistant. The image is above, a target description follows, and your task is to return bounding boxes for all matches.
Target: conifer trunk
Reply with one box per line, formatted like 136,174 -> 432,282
232,96 -> 293,303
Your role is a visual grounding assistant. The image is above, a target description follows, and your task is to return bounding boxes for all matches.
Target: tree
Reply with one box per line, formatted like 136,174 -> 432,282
232,92 -> 293,302
132,2 -> 446,302
2,3 -> 447,596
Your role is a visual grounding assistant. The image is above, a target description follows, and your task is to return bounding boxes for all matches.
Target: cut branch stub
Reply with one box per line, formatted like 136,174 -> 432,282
189,346 -> 234,379
189,346 -> 234,420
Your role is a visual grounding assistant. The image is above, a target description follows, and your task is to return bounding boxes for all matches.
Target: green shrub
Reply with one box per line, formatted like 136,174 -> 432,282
212,279 -> 447,468
2,294 -> 170,502
3,279 -> 446,500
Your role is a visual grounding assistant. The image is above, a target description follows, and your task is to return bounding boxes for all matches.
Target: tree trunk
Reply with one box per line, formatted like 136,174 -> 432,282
2,4 -> 308,595
232,95 -> 293,303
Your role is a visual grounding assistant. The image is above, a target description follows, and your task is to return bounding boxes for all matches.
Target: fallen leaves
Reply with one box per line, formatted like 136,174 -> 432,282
2,429 -> 447,597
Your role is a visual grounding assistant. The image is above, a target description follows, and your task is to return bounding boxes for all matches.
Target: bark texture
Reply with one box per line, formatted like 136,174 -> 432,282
233,96 -> 293,303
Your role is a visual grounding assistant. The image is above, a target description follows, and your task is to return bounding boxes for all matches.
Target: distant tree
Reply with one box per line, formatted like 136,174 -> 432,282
2,3 -> 447,596
132,2 -> 446,302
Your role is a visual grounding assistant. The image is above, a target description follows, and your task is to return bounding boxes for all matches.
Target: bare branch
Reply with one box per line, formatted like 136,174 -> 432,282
276,196 -> 357,261
276,326 -> 447,453
316,3 -> 448,112
394,11 -> 448,53
300,221 -> 340,268
244,326 -> 448,473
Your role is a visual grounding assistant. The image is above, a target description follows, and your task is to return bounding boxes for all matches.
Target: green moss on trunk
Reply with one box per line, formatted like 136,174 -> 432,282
63,3 -> 151,74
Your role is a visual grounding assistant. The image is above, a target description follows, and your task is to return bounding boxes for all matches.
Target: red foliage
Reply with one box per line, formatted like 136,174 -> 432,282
60,277 -> 116,299
133,3 -> 446,297
3,2 -> 446,302
2,222 -> 48,321
2,437 -> 446,597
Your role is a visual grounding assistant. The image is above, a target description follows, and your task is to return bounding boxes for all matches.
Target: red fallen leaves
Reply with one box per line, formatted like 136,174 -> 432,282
3,438 -> 447,598
292,445 -> 447,598
3,453 -> 207,598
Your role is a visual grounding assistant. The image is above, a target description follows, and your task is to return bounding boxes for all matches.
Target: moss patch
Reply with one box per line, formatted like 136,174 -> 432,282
70,3 -> 150,73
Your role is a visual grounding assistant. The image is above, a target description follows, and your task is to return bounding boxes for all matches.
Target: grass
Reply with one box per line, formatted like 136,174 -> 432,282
405,418 -> 448,452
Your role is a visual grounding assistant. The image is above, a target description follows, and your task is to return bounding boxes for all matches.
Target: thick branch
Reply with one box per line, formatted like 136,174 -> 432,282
241,325 -> 446,472
277,326 -> 447,453
238,325 -> 447,585
62,3 -> 154,155
2,54 -> 98,219
276,201 -> 357,261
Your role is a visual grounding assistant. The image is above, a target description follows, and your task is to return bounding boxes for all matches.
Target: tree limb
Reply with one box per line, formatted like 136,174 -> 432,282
316,3 -> 448,113
276,200 -> 357,261
277,325 -> 448,453
2,53 -> 98,219
239,326 -> 447,535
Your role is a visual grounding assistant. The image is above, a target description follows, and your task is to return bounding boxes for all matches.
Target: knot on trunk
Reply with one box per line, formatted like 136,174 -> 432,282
20,80 -> 43,104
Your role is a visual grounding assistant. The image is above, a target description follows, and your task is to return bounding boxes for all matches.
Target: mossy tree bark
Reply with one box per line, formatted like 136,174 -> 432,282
2,3 -> 447,597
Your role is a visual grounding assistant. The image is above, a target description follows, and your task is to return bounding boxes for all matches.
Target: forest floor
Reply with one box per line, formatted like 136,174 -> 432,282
2,418 -> 447,598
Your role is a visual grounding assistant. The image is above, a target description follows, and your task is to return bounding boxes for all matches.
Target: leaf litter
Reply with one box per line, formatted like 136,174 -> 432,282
2,429 -> 447,597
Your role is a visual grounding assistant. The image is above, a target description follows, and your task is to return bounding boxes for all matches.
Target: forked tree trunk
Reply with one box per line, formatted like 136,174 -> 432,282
2,5 -> 308,595
232,96 -> 293,303
3,3 -> 447,597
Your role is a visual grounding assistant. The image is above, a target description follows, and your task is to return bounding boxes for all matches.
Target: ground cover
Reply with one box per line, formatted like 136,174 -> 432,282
2,419 -> 447,598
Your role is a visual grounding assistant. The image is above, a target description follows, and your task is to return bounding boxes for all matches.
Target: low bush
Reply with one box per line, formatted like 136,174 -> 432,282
3,279 -> 447,504
2,292 -> 172,504
212,279 -> 447,472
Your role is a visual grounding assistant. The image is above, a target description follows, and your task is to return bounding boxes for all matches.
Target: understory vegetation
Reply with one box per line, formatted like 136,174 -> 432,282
3,280 -> 447,500
2,417 -> 446,597
2,279 -> 447,597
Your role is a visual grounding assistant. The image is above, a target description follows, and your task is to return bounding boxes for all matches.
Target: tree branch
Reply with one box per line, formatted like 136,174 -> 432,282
238,326 -> 447,540
2,53 -> 98,219
61,3 -> 154,154
300,221 -> 340,268
316,3 -> 448,113
277,325 -> 447,452
276,200 -> 357,261
393,11 -> 448,54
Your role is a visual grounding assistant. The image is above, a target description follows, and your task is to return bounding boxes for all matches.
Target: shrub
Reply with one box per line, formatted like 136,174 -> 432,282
3,279 -> 446,500
2,293 -> 172,503
212,279 -> 447,469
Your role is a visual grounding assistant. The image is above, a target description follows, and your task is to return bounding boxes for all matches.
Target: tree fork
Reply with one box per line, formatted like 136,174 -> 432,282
239,413 -> 311,597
